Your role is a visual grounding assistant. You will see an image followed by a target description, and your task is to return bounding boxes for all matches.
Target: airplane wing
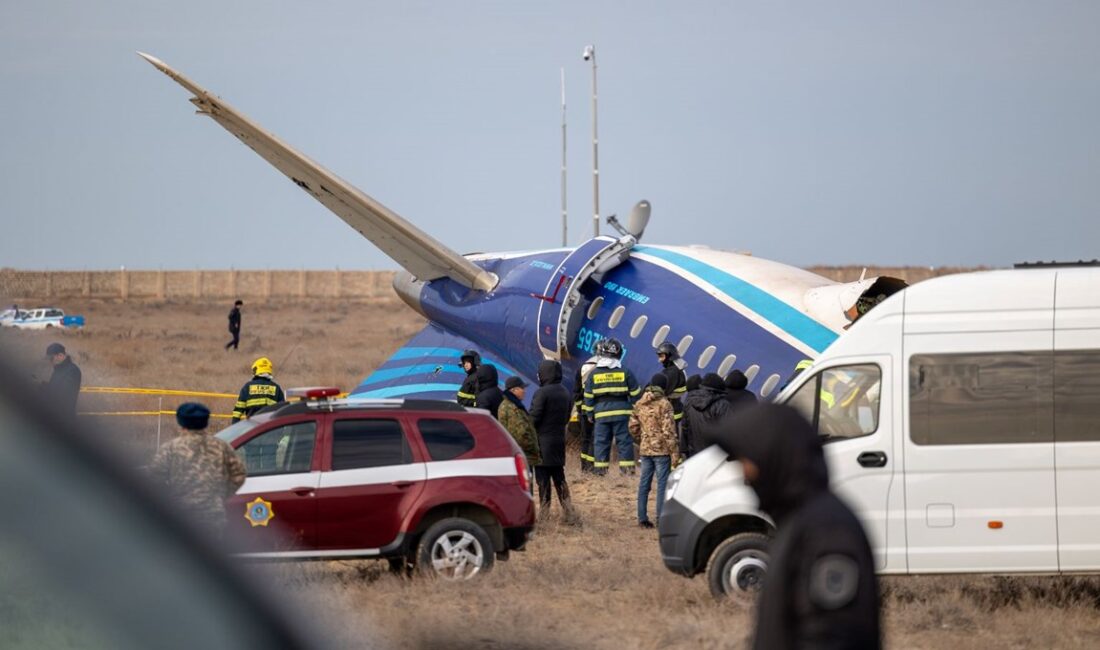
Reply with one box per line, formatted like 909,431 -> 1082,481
351,323 -> 526,400
137,52 -> 497,292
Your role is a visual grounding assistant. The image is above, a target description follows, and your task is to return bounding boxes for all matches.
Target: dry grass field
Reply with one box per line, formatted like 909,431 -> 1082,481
2,297 -> 1099,649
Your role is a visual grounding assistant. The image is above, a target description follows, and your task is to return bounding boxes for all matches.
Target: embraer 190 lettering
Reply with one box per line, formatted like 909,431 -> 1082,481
140,53 -> 905,401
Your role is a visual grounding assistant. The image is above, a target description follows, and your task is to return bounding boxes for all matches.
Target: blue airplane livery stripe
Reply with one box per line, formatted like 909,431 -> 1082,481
386,346 -> 512,371
354,383 -> 461,398
633,246 -> 838,353
357,364 -> 466,387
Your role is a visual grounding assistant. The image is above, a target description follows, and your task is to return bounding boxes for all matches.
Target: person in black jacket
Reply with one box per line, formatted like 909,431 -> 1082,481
681,373 -> 729,458
678,374 -> 702,459
44,342 -> 82,418
474,363 -> 503,418
655,342 -> 688,424
456,349 -> 481,407
706,405 -> 881,650
529,359 -> 579,522
724,369 -> 758,413
225,300 -> 242,350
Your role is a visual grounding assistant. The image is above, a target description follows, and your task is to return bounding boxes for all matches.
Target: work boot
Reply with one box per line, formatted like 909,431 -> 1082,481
638,520 -> 655,529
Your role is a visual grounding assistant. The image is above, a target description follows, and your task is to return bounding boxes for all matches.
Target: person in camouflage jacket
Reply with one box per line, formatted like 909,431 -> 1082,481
499,376 -> 541,467
148,402 -> 247,539
629,374 -> 679,528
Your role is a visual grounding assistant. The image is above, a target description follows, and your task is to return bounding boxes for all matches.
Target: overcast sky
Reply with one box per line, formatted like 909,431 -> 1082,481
1,1 -> 1097,271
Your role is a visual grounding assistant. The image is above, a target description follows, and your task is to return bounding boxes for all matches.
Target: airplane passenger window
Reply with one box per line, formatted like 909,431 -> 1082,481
744,364 -> 760,385
717,354 -> 737,377
651,325 -> 670,348
630,315 -> 648,339
760,373 -> 781,398
608,305 -> 626,329
697,345 -> 717,369
677,335 -> 694,355
586,297 -> 604,320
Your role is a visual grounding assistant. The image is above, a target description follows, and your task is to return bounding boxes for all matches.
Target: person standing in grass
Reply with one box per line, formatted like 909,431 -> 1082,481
629,373 -> 679,529
225,300 -> 243,350
498,376 -> 541,469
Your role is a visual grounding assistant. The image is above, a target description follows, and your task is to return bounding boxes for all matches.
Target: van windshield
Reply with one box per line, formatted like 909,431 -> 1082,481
786,364 -> 882,442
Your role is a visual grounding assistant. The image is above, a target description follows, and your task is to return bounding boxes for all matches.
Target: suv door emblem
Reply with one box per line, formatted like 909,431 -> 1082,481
245,497 -> 275,527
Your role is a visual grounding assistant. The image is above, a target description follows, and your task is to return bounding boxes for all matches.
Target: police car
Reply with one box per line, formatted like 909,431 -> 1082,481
216,388 -> 535,579
0,307 -> 85,330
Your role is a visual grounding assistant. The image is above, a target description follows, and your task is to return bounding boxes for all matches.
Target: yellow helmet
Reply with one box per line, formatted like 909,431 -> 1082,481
251,357 -> 274,376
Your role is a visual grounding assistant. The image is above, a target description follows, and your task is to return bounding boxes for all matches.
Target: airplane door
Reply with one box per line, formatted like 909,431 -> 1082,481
536,236 -> 632,359
785,357 -> 895,571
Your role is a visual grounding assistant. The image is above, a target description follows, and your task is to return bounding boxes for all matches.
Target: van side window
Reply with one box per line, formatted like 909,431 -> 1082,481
1054,349 -> 1100,442
909,352 -> 1053,445
787,364 -> 881,442
237,421 -> 317,476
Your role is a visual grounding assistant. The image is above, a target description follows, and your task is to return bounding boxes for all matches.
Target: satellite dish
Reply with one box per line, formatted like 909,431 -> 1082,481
625,200 -> 650,240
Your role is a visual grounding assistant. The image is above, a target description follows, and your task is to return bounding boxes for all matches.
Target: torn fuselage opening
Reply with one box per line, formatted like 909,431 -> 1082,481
850,276 -> 907,322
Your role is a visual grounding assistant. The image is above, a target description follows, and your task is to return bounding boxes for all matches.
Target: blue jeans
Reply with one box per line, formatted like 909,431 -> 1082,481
593,417 -> 635,470
637,455 -> 671,522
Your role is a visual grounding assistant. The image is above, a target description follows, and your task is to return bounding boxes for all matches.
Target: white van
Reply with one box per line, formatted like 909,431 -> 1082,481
658,265 -> 1100,599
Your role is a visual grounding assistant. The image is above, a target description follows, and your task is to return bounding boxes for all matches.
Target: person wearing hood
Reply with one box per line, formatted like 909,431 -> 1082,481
231,357 -> 284,423
705,404 -> 880,650
724,369 -> 758,413
680,373 -> 729,458
678,374 -> 703,459
572,355 -> 599,473
629,373 -> 679,528
498,376 -> 541,468
474,363 -> 504,418
456,349 -> 481,407
529,360 -> 577,521
583,338 -> 641,475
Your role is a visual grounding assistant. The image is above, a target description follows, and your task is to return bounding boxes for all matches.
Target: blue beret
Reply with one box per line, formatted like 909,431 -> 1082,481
176,402 -> 211,430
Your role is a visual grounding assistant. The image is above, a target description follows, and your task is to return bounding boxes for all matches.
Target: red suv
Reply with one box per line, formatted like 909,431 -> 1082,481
215,390 -> 535,579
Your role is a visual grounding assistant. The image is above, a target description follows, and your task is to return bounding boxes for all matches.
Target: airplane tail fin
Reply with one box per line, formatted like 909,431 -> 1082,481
137,52 -> 497,292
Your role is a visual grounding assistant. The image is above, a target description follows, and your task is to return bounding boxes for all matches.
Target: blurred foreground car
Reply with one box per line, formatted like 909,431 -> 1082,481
0,354 -> 315,649
216,388 -> 536,579
0,306 -> 85,329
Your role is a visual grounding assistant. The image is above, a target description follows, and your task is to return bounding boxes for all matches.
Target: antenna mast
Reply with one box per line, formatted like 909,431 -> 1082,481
561,68 -> 568,247
583,45 -> 599,237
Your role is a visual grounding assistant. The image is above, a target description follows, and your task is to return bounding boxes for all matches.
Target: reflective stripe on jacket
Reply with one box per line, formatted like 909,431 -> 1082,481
583,366 -> 641,420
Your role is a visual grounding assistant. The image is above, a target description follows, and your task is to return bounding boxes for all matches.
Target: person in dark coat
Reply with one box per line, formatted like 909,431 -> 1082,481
225,300 -> 242,350
655,342 -> 688,424
724,369 -> 758,413
705,404 -> 881,650
456,349 -> 481,407
529,360 -> 578,521
474,363 -> 503,418
44,342 -> 82,418
681,373 -> 729,458
678,374 -> 703,459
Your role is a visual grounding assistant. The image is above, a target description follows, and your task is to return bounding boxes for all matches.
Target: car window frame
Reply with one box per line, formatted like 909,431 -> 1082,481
229,413 -> 325,474
782,362 -> 883,444
322,413 -> 420,472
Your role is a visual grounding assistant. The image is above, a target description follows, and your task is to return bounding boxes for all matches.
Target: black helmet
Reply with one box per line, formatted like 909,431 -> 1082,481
656,342 -> 680,360
459,349 -> 481,367
599,337 -> 624,359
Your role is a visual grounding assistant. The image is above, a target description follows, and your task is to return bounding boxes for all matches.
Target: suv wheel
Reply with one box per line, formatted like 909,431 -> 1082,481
707,532 -> 770,601
417,518 -> 494,580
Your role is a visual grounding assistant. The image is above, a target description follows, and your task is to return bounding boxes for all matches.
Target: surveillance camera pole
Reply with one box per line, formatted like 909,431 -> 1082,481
584,45 -> 600,238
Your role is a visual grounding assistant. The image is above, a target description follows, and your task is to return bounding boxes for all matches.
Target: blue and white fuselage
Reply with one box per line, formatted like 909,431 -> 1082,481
355,241 -> 867,400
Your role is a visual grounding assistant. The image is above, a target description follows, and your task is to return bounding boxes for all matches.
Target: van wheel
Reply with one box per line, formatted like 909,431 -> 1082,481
707,532 -> 770,601
417,518 -> 494,580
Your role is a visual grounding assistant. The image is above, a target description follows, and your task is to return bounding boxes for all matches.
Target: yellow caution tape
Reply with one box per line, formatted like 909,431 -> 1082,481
81,387 -> 236,398
80,410 -> 233,419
